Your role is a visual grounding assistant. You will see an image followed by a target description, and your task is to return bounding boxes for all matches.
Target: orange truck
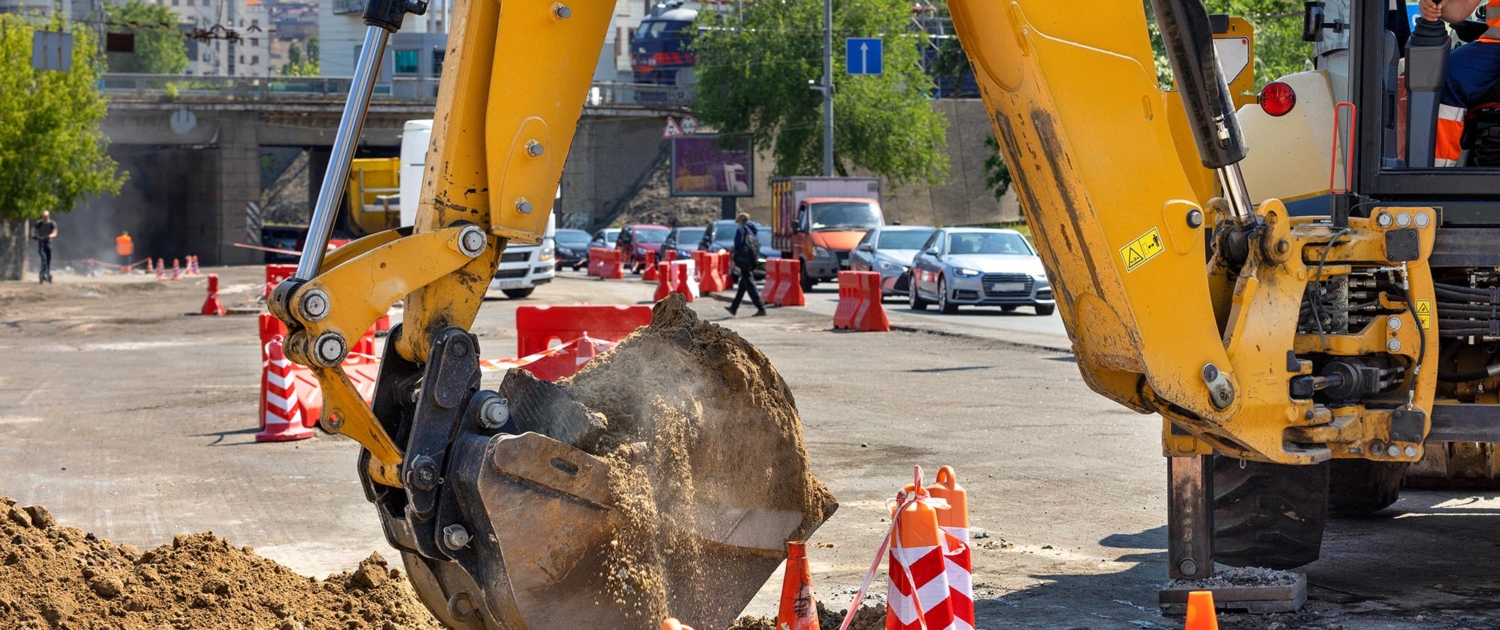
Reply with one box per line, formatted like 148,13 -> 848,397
770,177 -> 884,291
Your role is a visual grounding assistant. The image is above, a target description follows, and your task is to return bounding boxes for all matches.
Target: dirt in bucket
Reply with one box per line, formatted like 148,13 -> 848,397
554,294 -> 839,629
0,498 -> 443,630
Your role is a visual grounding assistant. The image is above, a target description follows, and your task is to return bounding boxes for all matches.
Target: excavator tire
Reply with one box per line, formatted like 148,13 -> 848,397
1329,460 -> 1408,516
1212,456 -> 1329,570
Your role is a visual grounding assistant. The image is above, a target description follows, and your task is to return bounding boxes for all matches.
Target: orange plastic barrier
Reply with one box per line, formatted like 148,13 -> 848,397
265,264 -> 297,299
200,274 -> 226,316
832,271 -> 889,332
642,250 -> 659,282
515,304 -> 652,356
698,251 -> 730,294
764,259 -> 806,307
594,248 -> 624,279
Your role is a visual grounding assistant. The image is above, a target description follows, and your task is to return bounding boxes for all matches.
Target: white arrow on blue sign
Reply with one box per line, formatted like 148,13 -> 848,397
846,37 -> 882,75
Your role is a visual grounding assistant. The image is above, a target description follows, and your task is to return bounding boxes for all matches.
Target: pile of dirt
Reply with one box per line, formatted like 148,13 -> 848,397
727,603 -> 884,630
544,294 -> 837,628
608,157 -> 724,229
0,498 -> 442,630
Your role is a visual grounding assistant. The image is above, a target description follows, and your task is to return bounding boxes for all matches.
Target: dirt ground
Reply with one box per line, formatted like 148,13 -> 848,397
4,266 -> 1500,629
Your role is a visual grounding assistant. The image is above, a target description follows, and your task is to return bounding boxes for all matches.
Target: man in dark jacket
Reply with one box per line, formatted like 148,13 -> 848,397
726,213 -> 765,317
34,211 -> 57,284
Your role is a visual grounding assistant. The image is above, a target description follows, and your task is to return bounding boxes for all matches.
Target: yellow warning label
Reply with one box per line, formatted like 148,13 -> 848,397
1119,227 -> 1166,273
1415,300 -> 1433,330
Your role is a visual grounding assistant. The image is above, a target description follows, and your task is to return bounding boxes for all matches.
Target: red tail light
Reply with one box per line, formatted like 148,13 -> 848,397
1259,81 -> 1297,117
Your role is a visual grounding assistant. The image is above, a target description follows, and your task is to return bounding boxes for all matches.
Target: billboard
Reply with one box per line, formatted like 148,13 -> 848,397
670,134 -> 754,197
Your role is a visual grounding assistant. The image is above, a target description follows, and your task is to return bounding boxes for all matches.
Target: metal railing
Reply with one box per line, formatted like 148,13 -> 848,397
101,74 -> 695,108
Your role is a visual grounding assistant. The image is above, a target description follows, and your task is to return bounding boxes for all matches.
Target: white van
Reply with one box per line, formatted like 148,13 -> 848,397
400,119 -> 557,299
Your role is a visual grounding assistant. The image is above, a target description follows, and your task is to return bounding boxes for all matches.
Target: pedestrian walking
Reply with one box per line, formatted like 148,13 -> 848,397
33,211 -> 57,284
115,231 -> 134,273
725,212 -> 766,317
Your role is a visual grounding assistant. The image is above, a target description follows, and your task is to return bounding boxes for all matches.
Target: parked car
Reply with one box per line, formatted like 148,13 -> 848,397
589,228 -> 621,250
660,226 -> 705,262
488,213 -> 557,299
908,228 -> 1054,315
554,228 -> 591,270
616,224 -> 670,272
849,225 -> 936,298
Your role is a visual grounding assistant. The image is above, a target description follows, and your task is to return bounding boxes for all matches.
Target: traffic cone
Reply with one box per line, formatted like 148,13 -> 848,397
186,255 -> 200,276
888,468 -> 954,630
642,251 -> 659,282
145,258 -> 154,274
928,466 -> 974,630
1185,591 -> 1218,630
256,335 -> 315,442
155,258 -> 166,281
171,259 -> 182,281
200,273 -> 225,316
776,541 -> 818,630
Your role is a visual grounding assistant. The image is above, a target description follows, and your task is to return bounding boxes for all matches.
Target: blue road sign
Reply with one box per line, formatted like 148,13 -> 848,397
846,37 -> 883,75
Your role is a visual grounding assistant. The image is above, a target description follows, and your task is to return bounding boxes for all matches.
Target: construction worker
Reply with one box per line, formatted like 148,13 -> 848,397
115,231 -> 133,273
1424,0 -> 1499,166
33,211 -> 56,284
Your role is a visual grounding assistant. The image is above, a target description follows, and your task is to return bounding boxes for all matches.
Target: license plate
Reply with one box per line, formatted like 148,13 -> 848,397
494,278 -> 530,289
990,282 -> 1025,293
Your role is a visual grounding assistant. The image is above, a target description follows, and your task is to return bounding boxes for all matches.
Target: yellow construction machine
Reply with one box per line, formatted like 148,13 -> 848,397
950,0 -> 1500,608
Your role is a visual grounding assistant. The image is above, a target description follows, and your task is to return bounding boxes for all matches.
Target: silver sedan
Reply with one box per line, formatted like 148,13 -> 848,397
907,228 -> 1055,315
849,225 -> 936,298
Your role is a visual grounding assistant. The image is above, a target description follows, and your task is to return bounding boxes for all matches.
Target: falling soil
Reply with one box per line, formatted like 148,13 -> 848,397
0,498 -> 443,630
554,294 -> 838,629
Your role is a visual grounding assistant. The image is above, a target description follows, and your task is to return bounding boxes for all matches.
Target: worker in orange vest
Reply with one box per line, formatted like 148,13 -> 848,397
116,231 -> 134,273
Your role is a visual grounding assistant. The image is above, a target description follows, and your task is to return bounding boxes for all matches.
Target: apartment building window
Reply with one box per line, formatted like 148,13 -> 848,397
250,38 -> 258,46
251,19 -> 258,28
251,55 -> 259,64
431,49 -> 444,76
393,49 -> 419,74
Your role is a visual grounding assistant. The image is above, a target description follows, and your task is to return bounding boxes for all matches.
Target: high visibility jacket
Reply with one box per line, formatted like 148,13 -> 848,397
1478,0 -> 1500,44
116,234 -> 133,257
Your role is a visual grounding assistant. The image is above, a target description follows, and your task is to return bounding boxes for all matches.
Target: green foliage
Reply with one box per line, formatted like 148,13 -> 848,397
692,0 -> 949,187
1146,0 -> 1314,88
982,134 -> 1011,200
282,37 -> 320,77
0,15 -> 127,221
106,0 -> 189,75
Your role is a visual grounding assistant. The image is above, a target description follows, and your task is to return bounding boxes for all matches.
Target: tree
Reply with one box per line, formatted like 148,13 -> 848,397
105,0 -> 189,75
0,15 -> 127,279
282,37 -> 320,77
692,0 -> 949,187
982,135 -> 1011,200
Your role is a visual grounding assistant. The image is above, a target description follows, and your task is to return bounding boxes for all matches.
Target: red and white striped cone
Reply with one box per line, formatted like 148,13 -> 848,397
200,274 -> 226,316
171,259 -> 182,281
155,258 -> 166,281
187,255 -> 201,276
887,468 -> 955,630
145,258 -> 154,274
257,336 -> 314,442
928,467 -> 973,630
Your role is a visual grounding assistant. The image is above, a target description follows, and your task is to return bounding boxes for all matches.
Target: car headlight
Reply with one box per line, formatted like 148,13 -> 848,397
954,268 -> 981,278
813,246 -> 831,259
1032,272 -> 1049,283
540,241 -> 555,261
875,260 -> 899,272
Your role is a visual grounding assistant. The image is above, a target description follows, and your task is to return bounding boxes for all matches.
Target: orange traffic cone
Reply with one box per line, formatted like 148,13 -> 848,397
171,259 -> 182,281
200,273 -> 225,316
256,336 -> 315,442
661,620 -> 693,630
1185,591 -> 1218,630
927,467 -> 974,630
776,541 -> 818,630
155,258 -> 166,281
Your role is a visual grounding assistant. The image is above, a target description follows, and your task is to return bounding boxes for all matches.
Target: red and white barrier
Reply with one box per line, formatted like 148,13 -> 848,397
257,335 -> 315,442
929,467 -> 974,630
765,259 -> 807,307
833,271 -> 889,332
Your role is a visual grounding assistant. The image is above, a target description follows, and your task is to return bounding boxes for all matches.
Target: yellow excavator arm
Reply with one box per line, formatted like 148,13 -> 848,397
948,0 -> 1437,465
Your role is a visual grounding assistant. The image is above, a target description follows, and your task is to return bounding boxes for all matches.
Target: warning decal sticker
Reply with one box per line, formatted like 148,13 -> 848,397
1119,227 -> 1166,273
1415,300 -> 1433,331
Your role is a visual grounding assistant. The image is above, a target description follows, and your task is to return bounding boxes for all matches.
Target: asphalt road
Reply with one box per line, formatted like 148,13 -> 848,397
2,267 -> 1499,629
794,280 -> 1071,351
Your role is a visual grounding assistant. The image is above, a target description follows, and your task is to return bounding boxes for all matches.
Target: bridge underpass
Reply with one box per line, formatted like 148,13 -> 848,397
67,76 -> 686,266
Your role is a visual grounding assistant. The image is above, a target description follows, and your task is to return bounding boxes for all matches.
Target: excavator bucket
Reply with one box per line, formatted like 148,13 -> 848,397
372,297 -> 837,630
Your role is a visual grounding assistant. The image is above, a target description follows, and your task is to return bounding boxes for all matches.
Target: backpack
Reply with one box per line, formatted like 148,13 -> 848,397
737,225 -> 760,265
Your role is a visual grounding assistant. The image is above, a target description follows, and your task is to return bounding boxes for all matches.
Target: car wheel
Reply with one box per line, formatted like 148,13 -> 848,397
1035,304 -> 1055,316
800,262 -> 817,292
501,288 -> 535,299
937,277 -> 958,314
908,279 -> 928,311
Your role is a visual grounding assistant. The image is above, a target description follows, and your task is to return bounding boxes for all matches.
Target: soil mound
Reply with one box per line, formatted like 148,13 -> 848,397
0,498 -> 442,630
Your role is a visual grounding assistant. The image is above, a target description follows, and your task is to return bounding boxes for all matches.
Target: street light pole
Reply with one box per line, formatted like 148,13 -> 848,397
822,0 -> 833,177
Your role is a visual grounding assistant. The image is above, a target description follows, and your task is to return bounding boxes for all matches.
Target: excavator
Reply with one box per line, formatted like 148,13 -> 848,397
273,0 -> 1494,623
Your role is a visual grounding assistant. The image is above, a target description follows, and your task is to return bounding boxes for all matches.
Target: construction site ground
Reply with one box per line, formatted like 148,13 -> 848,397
2,265 -> 1498,630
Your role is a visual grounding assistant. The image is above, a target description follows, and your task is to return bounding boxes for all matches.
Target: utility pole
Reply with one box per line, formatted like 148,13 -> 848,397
821,0 -> 833,176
